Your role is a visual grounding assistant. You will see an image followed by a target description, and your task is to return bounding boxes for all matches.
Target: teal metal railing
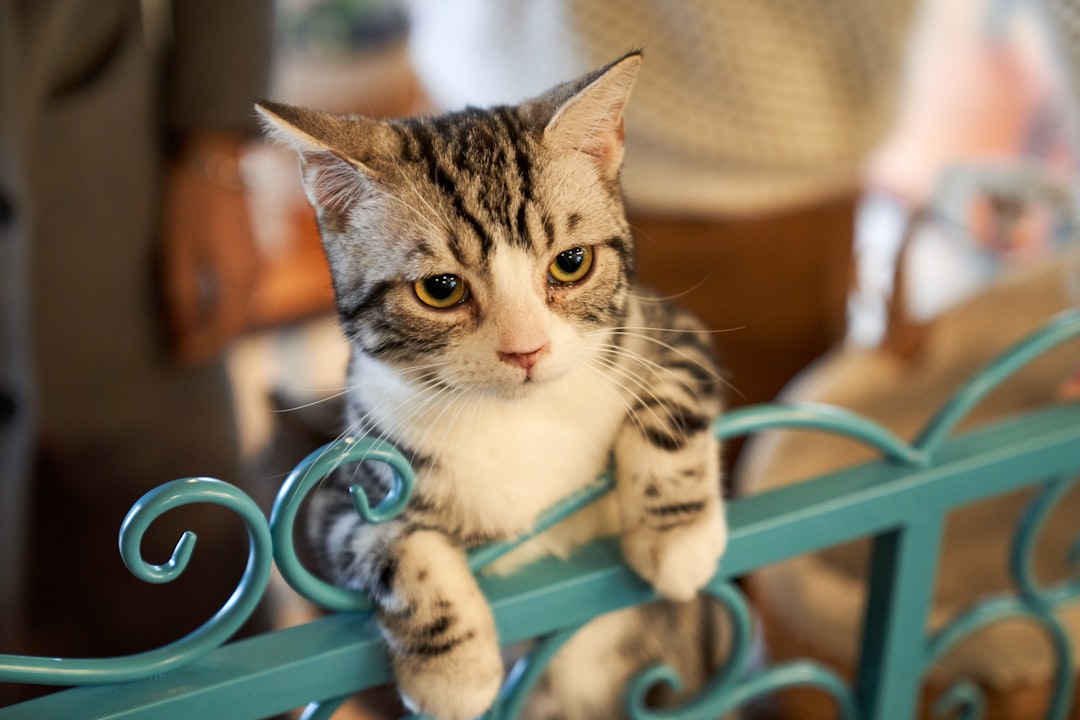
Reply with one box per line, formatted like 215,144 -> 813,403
1,310 -> 1078,720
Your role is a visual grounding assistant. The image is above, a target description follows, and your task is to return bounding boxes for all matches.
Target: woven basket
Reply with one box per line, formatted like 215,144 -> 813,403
752,591 -> 1080,720
734,261 -> 1080,720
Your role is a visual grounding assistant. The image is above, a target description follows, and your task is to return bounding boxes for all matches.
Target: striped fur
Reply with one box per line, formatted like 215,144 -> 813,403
258,51 -> 727,719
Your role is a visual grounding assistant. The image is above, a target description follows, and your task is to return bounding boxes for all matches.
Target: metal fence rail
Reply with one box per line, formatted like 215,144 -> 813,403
2,310 -> 1078,720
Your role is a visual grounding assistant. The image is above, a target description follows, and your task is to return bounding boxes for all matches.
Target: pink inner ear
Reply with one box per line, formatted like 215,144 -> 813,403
545,57 -> 639,180
301,150 -> 365,215
581,116 -> 625,167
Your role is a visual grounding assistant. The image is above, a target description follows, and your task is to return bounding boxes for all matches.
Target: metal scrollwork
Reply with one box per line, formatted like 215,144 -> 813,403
714,402 -> 926,467
923,471 -> 1080,720
1010,474 -> 1080,608
916,309 -> 1080,457
930,679 -> 986,720
924,595 -> 1076,720
0,476 -> 272,686
3,310 -> 1079,718
401,580 -> 856,720
489,625 -> 587,720
269,436 -> 415,612
625,580 -> 857,719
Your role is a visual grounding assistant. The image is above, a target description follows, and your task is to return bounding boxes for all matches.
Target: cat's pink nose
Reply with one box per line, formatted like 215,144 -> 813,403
497,345 -> 547,371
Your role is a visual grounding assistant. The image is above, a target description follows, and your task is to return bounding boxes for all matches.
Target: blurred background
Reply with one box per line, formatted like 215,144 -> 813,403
240,1 -> 1080,717
2,0 -> 1079,716
235,0 -> 1076,467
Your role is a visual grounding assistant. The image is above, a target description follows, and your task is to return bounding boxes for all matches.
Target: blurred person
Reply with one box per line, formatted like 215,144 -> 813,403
404,0 -> 918,407
0,0 -> 272,699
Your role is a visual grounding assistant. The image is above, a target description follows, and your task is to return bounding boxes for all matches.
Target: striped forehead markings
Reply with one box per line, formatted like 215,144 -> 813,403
409,120 -> 495,260
398,111 -> 550,260
492,106 -> 534,202
492,106 -> 537,252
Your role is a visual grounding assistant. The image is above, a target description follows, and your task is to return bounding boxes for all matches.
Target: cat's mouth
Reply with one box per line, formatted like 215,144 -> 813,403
476,365 -> 554,400
439,346 -> 567,399
496,368 -> 541,397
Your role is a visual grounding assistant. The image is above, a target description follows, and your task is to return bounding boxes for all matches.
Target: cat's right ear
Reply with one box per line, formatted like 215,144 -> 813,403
542,51 -> 642,181
255,101 -> 378,216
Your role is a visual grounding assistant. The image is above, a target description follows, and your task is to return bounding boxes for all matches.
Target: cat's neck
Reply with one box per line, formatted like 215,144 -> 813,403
345,343 -> 626,538
348,344 -> 625,442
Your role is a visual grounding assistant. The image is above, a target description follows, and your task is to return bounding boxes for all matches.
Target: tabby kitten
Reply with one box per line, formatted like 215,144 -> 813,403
257,51 -> 727,719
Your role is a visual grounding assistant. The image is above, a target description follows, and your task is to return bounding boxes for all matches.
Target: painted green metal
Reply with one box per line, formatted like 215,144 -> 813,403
270,435 -> 415,613
486,622 -> 585,720
0,477 -> 273,687
1011,475 -> 1080,608
715,402 -> 926,467
915,309 -> 1080,456
925,595 -> 1075,719
624,580 -> 857,719
855,516 -> 945,719
1,309 -> 1078,719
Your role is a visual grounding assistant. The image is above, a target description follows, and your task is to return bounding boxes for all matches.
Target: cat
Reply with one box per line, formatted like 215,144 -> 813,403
257,51 -> 727,719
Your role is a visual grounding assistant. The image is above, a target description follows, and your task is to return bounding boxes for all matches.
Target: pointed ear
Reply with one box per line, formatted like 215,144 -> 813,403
255,100 -> 381,216
543,51 -> 642,180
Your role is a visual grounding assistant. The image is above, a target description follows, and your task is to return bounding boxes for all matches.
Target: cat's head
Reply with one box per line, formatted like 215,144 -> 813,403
257,52 -> 641,399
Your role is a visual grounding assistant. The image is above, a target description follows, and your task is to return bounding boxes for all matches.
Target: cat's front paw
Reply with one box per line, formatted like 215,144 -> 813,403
622,502 -> 727,601
384,594 -> 503,720
376,531 -> 505,720
391,627 -> 502,720
393,634 -> 503,720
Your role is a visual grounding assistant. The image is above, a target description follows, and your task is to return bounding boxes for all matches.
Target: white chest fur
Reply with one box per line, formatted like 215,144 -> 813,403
354,357 -> 629,541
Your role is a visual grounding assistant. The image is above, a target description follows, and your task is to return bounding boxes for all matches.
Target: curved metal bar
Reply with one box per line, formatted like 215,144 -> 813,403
625,579 -> 857,719
467,472 -> 615,573
623,579 -> 751,717
924,595 -> 1076,720
714,402 -> 925,466
0,477 -> 273,686
1010,474 -> 1080,609
489,625 -> 586,720
916,308 -> 1080,457
702,660 -> 858,720
269,437 -> 415,612
930,680 -> 987,720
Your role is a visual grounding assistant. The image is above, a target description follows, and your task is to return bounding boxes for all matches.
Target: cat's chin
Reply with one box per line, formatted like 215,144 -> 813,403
463,373 -> 556,402
443,362 -> 570,401
477,379 -> 542,401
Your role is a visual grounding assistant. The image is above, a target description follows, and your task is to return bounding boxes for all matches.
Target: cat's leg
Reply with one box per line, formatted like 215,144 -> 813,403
379,529 -> 503,719
332,520 -> 503,720
521,601 -> 709,718
615,398 -> 727,601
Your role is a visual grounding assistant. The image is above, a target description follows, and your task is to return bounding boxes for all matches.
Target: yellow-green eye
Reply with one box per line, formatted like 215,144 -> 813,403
414,274 -> 467,308
549,246 -> 594,284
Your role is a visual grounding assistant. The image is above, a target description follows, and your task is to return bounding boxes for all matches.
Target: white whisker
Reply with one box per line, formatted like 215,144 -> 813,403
581,362 -> 646,436
272,387 -> 353,413
597,324 -> 745,336
594,344 -> 699,400
625,277 -> 712,305
602,328 -> 744,399
587,352 -> 681,431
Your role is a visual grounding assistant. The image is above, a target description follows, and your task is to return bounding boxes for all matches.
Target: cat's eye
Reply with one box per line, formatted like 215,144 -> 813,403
548,246 -> 594,284
414,274 -> 468,309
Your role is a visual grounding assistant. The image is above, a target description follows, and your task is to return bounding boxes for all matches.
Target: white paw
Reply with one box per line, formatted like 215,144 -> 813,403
624,505 -> 727,601
394,635 -> 503,720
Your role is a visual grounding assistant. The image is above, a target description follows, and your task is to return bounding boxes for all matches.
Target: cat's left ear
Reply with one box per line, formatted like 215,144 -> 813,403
543,51 -> 642,181
255,101 -> 386,217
